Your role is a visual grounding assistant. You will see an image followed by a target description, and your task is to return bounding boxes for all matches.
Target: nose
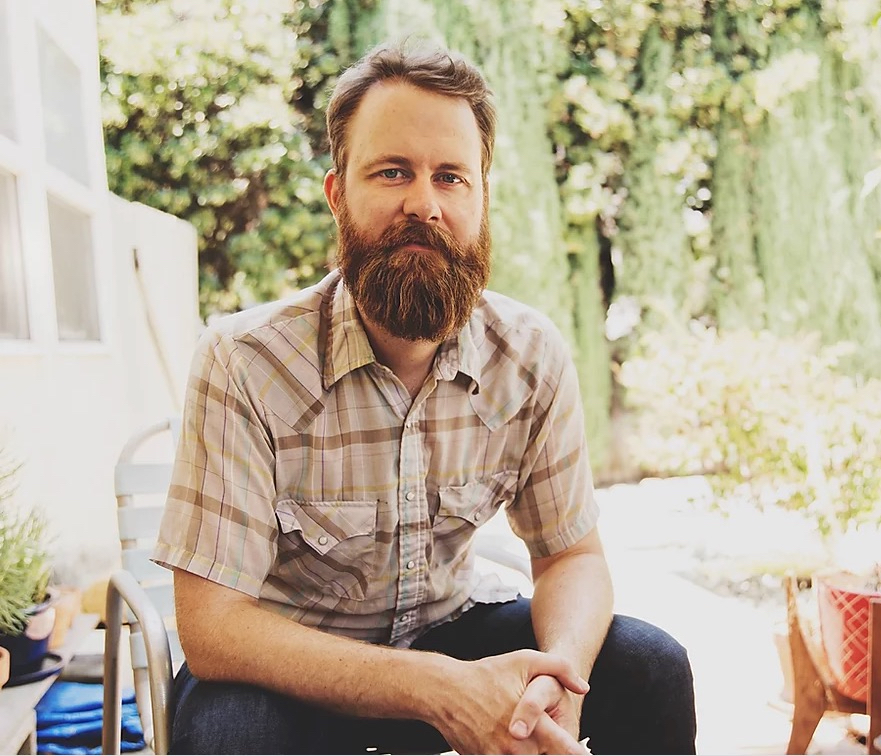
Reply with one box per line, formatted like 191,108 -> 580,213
402,177 -> 441,224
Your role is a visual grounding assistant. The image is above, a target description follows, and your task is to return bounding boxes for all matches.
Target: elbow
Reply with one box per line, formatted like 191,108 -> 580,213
177,618 -> 224,680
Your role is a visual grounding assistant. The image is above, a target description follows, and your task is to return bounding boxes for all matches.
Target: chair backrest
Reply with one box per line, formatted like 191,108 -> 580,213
113,418 -> 185,748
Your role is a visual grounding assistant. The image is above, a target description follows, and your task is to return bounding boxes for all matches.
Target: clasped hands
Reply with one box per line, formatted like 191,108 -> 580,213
433,649 -> 590,755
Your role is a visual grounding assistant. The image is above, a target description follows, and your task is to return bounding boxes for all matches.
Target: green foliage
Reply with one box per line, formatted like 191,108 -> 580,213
97,0 -> 352,315
619,325 -> 881,537
0,450 -> 51,637
551,0 -> 881,377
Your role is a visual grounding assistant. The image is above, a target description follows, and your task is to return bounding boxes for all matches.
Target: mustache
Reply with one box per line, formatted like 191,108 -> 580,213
379,220 -> 461,259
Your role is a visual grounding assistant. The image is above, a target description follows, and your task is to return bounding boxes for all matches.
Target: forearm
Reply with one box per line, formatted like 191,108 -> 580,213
175,570 -> 456,724
530,548 -> 613,678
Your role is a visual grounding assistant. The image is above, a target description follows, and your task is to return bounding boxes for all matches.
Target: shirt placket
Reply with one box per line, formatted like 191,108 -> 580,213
389,399 -> 431,645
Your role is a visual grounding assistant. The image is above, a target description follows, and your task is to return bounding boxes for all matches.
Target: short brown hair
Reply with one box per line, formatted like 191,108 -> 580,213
326,42 -> 496,180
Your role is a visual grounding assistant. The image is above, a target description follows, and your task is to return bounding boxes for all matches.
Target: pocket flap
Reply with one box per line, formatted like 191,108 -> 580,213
437,471 -> 518,524
275,499 -> 376,556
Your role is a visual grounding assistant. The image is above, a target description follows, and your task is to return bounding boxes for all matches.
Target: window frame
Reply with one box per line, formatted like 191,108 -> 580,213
0,0 -> 112,355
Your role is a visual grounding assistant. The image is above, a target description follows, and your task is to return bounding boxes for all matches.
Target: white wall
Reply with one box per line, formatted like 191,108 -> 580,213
0,196 -> 198,588
0,0 -> 200,589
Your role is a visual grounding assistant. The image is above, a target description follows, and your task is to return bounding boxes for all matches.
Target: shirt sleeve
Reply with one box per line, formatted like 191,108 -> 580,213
152,328 -> 279,597
505,328 -> 599,558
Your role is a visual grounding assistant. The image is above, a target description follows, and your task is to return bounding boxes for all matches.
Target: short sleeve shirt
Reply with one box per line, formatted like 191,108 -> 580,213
153,270 -> 599,647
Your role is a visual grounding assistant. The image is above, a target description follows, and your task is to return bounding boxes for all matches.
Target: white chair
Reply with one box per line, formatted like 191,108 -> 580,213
103,418 -> 183,755
102,417 -> 532,755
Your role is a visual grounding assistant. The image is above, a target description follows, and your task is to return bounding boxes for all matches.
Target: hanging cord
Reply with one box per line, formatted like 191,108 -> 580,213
132,246 -> 183,413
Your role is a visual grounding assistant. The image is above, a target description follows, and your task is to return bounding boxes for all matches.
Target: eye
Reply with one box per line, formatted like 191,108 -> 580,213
379,168 -> 404,179
437,173 -> 463,185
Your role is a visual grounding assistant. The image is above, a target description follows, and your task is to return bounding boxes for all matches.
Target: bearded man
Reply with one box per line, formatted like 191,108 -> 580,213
154,41 -> 697,755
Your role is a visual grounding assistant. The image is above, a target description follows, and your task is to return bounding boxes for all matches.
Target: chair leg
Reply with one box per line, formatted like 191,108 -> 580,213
785,576 -> 829,755
787,678 -> 825,755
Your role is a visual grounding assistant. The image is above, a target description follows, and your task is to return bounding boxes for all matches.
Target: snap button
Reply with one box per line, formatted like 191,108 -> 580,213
406,560 -> 416,570
405,491 -> 415,501
474,512 -> 481,521
318,536 -> 328,546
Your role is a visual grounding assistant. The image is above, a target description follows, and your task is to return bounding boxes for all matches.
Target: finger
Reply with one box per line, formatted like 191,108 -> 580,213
533,713 -> 587,755
509,676 -> 561,739
525,651 -> 590,695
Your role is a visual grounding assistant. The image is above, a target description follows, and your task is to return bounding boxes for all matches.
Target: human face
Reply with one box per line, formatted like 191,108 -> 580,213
324,82 -> 491,342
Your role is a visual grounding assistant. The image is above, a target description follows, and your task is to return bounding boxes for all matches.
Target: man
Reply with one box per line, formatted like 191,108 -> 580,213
154,41 -> 696,755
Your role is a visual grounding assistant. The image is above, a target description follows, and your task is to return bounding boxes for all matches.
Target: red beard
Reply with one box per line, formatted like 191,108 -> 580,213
335,198 -> 491,342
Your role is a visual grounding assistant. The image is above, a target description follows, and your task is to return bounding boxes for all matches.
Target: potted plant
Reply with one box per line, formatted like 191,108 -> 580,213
0,444 -> 57,685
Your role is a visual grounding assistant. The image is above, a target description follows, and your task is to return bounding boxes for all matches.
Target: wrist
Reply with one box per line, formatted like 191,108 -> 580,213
402,651 -> 463,726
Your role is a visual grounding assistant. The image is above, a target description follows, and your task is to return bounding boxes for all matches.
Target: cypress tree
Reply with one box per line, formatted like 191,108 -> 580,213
710,115 -> 765,330
615,24 -> 692,328
748,21 -> 881,374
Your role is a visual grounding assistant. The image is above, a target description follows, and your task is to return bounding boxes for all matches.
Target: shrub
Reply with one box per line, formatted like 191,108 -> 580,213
618,323 -> 881,538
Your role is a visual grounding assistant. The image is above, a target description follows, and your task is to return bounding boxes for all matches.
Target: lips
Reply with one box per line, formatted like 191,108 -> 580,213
397,243 -> 440,254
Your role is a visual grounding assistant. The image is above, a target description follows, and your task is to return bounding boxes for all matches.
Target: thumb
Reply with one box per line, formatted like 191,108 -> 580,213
528,652 -> 590,695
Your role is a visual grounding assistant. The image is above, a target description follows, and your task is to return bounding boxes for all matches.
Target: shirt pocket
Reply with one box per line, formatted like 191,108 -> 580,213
432,471 -> 518,574
275,499 -> 378,601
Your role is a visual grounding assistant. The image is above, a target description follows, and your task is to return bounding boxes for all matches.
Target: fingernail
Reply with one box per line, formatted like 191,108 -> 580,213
511,720 -> 528,738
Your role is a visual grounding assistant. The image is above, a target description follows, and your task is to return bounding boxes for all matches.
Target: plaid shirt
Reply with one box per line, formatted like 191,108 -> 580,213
153,269 -> 598,647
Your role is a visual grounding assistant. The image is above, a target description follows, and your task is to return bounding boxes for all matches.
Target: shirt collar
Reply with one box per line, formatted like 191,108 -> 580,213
319,270 -> 484,393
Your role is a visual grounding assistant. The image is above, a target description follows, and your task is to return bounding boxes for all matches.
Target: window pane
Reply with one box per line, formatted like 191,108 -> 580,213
47,195 -> 99,341
0,168 -> 28,339
37,27 -> 90,185
0,2 -> 15,140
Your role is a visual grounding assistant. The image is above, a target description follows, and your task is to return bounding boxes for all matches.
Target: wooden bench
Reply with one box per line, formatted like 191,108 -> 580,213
0,613 -> 99,755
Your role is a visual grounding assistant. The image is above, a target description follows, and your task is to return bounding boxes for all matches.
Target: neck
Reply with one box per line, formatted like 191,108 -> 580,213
359,312 -> 441,398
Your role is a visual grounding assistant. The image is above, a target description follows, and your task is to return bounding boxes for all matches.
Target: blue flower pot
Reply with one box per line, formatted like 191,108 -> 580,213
0,589 -> 58,682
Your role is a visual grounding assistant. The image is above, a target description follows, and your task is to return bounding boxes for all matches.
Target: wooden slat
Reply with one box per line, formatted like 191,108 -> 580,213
114,463 -> 173,497
130,627 -> 184,671
117,505 -> 165,541
121,548 -> 171,583
869,599 -> 881,755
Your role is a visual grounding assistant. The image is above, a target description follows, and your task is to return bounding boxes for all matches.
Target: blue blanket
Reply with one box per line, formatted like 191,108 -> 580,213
36,681 -> 146,754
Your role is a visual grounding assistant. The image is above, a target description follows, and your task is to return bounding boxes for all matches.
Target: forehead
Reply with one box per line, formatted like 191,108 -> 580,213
345,81 -> 482,171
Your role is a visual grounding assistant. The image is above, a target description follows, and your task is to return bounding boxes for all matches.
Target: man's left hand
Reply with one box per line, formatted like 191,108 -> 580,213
508,674 -> 585,747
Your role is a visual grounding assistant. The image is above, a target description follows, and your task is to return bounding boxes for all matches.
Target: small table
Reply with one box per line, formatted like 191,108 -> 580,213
0,614 -> 99,755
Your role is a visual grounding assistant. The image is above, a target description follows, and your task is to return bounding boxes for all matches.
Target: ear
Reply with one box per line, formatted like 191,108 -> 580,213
324,170 -> 341,221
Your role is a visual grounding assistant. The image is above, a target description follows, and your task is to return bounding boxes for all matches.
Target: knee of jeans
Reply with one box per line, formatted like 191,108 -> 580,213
641,626 -> 694,695
173,682 -> 291,754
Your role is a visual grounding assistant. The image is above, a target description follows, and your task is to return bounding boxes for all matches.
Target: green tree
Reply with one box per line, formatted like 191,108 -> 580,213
98,0 -> 351,315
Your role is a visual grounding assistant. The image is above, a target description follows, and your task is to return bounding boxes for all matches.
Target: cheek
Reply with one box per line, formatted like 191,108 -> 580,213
447,202 -> 483,242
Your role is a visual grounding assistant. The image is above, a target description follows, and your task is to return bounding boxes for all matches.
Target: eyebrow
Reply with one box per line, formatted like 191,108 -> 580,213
360,154 -> 474,176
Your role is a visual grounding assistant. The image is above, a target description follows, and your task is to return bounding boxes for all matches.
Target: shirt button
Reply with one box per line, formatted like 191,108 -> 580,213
406,560 -> 416,570
474,512 -> 481,521
405,491 -> 415,501
318,536 -> 328,546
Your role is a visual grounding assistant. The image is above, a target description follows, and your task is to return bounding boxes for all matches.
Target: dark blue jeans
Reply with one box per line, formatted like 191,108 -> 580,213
170,598 -> 696,754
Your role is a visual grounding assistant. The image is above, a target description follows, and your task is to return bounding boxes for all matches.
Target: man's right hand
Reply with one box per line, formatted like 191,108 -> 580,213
428,649 -> 589,755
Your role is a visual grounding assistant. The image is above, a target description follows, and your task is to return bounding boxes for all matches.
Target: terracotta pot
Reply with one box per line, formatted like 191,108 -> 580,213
0,587 -> 58,682
816,569 -> 881,702
0,646 -> 9,689
48,586 -> 82,651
